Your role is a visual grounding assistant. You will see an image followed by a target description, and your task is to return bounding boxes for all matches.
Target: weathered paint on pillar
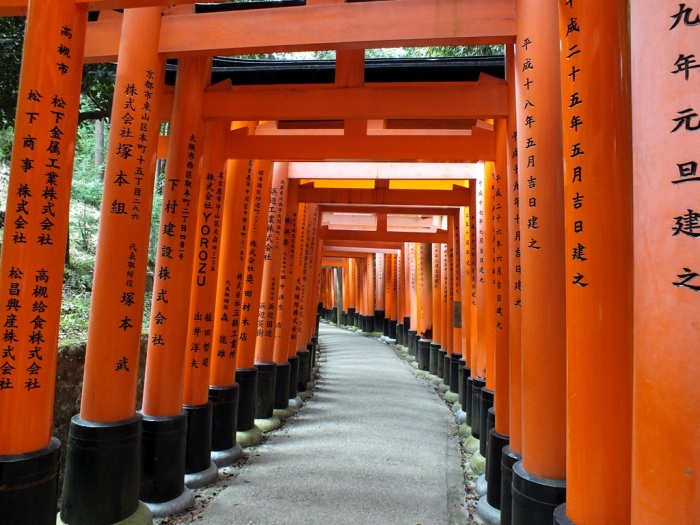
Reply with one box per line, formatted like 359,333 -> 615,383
300,205 -> 321,346
80,7 -> 164,423
630,4 -> 699,524
255,162 -> 290,365
516,0 -> 567,481
183,120 -> 227,406
142,58 -> 209,417
483,161 -> 497,390
493,119 -> 510,436
0,0 -> 87,454
209,158 -> 250,387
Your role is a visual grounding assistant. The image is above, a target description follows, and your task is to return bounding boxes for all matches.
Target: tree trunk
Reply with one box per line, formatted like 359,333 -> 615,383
94,118 -> 105,180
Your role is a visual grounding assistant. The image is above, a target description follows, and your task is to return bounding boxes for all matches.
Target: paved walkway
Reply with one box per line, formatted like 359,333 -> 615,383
189,324 -> 469,525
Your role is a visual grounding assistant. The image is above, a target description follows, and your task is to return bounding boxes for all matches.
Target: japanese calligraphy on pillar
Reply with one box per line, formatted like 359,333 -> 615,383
0,16 -> 85,397
668,3 -> 700,292
560,0 -> 590,288
519,35 -> 545,256
492,164 -> 506,330
509,128 -> 522,308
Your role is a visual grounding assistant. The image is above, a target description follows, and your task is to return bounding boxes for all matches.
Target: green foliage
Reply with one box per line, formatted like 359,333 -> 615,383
0,17 -> 24,129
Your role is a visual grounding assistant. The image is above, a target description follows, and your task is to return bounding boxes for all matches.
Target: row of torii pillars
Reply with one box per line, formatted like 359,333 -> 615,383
0,1 -> 699,525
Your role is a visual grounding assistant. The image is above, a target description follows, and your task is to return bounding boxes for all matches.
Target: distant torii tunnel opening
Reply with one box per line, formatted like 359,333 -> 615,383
0,2 -> 696,525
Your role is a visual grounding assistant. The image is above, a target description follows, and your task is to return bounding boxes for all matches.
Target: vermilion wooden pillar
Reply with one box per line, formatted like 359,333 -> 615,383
395,248 -> 406,344
0,2 -> 87,523
502,40 -> 524,525
235,159 -> 274,439
272,180 -> 300,405
483,118 -> 511,514
448,214 -> 462,396
181,119 -> 228,488
416,243 -> 432,371
375,253 -> 385,333
140,57 -> 210,515
439,242 -> 449,379
298,204 -> 321,381
430,243 -> 443,374
628,4 -> 698,525
513,0 -> 568,521
207,154 -> 250,464
473,175 -> 487,380
555,1 -> 634,524
407,242 -> 418,357
254,162 -> 291,424
346,256 -> 356,326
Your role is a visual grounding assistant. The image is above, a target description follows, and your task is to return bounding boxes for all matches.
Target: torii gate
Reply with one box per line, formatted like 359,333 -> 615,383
0,2 -> 697,525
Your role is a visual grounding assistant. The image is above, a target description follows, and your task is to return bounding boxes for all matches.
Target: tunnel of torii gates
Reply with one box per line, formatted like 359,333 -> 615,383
0,1 -> 697,525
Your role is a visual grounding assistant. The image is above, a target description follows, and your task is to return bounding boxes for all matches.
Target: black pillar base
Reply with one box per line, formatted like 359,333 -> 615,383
512,461 -> 566,525
383,317 -> 390,337
347,307 -> 356,326
209,384 -> 239,453
236,368 -> 258,432
296,349 -> 311,393
471,377 -> 486,439
140,412 -> 188,504
417,339 -> 431,370
449,354 -> 461,393
487,428 -> 509,510
407,329 -> 417,357
466,376 -> 474,426
460,363 -> 471,408
443,353 -> 451,386
501,446 -> 521,525
254,363 -> 276,419
437,348 -> 447,379
388,319 -> 397,340
354,312 -> 360,327
402,316 -> 410,346
554,503 -> 576,524
60,415 -> 141,524
396,323 -> 404,345
331,306 -> 338,323
184,402 -> 212,475
309,340 -> 317,370
429,342 -> 440,375
288,356 -> 300,399
479,389 -> 495,457
274,362 -> 291,409
1,437 -> 61,525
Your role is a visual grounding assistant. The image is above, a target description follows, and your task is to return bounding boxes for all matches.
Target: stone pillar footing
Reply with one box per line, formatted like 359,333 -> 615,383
144,487 -> 194,519
184,460 -> 218,489
1,437 -> 61,525
511,461 -> 566,525
210,442 -> 242,468
554,503 -> 576,524
429,342 -> 440,375
449,354 -> 461,393
418,339 -> 431,371
437,349 -> 447,379
60,415 -> 141,525
476,495 -> 501,525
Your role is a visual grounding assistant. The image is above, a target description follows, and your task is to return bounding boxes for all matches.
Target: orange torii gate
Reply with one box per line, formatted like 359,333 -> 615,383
0,2 -> 697,525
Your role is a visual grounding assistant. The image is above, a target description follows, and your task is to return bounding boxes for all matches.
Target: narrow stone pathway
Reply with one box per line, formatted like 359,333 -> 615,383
173,324 -> 469,524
